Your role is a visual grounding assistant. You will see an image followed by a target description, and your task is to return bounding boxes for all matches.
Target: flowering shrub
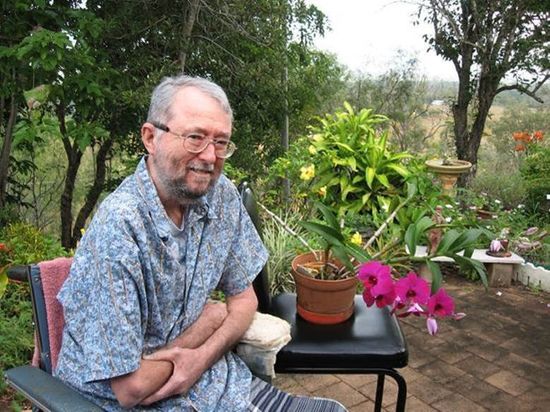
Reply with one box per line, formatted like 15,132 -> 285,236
357,261 -> 464,335
512,130 -> 544,152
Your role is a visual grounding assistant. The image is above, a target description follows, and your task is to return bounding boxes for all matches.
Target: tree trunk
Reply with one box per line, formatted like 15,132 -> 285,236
180,0 -> 201,72
0,93 -> 17,210
456,73 -> 499,187
57,106 -> 83,249
70,138 -> 114,248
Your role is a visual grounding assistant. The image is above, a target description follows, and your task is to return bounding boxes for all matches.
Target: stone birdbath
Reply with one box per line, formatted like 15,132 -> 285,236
425,159 -> 472,197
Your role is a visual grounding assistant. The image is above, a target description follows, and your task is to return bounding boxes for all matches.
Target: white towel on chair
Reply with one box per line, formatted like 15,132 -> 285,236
237,312 -> 291,378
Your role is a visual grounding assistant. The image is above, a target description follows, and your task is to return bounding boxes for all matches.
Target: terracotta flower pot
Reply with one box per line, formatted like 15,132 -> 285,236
291,251 -> 357,325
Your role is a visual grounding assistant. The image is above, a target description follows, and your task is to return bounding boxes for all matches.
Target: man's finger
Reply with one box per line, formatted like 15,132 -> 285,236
143,346 -> 179,361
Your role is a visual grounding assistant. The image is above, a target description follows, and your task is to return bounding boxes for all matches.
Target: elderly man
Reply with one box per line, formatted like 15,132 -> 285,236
54,75 -> 346,411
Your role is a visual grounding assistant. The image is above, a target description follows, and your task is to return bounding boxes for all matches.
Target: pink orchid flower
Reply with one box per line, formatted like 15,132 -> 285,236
394,272 -> 430,305
427,288 -> 455,318
489,239 -> 503,253
369,275 -> 397,308
357,261 -> 391,288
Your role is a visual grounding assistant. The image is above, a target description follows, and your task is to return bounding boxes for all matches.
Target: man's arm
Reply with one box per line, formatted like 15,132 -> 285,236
110,288 -> 256,407
139,285 -> 258,405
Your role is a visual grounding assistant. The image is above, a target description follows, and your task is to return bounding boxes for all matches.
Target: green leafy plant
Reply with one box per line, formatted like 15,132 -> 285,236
274,103 -> 413,219
297,180 -> 490,290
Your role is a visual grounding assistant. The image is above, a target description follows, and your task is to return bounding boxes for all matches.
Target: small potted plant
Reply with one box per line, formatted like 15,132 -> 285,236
291,202 -> 359,325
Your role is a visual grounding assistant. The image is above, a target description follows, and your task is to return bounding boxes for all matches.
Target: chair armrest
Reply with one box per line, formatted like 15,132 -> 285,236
4,365 -> 103,412
6,265 -> 29,283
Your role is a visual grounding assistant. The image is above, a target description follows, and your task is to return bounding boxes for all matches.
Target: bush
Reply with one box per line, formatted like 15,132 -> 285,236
0,222 -> 69,409
0,222 -> 69,265
521,145 -> 550,221
272,103 -> 413,219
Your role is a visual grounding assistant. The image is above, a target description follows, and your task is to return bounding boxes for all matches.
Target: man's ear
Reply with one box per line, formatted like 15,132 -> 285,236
141,122 -> 157,154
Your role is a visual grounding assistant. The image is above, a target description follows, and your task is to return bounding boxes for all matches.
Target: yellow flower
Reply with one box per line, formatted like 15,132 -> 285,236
312,134 -> 323,142
299,164 -> 315,181
80,228 -> 86,236
350,232 -> 362,246
308,145 -> 317,155
318,186 -> 327,197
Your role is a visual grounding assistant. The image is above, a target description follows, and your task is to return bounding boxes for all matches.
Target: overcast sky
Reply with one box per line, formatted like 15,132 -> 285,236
307,0 -> 457,81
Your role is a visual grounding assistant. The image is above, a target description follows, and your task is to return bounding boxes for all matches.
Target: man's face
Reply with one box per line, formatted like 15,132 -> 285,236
148,87 -> 232,203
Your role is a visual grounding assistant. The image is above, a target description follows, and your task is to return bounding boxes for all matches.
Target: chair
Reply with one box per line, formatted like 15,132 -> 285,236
4,261 -> 103,411
239,181 -> 408,412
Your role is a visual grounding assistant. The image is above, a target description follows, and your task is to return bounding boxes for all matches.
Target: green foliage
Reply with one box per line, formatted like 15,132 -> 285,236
0,222 -> 69,266
520,144 -> 550,220
275,104 -> 413,218
261,211 -> 307,294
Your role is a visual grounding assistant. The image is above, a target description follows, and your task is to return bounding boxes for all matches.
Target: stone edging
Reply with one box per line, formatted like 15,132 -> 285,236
515,262 -> 550,292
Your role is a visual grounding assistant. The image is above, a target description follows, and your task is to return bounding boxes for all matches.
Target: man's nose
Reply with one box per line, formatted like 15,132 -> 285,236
196,141 -> 218,163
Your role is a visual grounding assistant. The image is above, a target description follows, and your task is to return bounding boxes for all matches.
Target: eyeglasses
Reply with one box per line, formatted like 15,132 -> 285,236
151,121 -> 236,159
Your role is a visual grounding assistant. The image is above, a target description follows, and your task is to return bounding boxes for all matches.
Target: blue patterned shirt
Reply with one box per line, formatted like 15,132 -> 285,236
55,157 -> 268,411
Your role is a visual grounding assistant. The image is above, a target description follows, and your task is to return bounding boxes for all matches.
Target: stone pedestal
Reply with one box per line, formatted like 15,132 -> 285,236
486,263 -> 514,287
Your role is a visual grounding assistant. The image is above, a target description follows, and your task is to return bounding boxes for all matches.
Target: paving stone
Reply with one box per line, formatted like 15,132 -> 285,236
417,359 -> 466,385
427,343 -> 472,364
518,386 -> 550,405
447,372 -> 500,403
494,352 -> 541,377
432,393 -> 487,412
499,336 -> 541,359
291,373 -> 340,392
273,374 -> 298,391
398,366 -> 423,383
465,339 -> 510,362
407,375 -> 453,404
359,377 -> 399,407
454,354 -> 502,379
406,331 -> 446,349
478,390 -> 537,412
407,347 -> 437,369
347,399 -> 376,412
484,370 -> 535,396
312,381 -> 367,409
334,374 -> 377,387
387,395 -> 437,412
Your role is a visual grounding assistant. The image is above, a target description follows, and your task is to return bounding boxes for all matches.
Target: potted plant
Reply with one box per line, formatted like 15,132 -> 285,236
270,103 -> 490,326
292,202 -> 359,325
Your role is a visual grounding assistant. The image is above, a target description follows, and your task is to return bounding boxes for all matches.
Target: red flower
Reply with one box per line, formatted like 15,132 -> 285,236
357,261 -> 391,288
514,143 -> 525,151
533,130 -> 544,141
427,289 -> 454,317
394,272 -> 430,305
369,275 -> 397,308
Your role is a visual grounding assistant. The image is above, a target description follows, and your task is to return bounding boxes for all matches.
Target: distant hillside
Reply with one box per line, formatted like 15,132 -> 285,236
424,81 -> 549,108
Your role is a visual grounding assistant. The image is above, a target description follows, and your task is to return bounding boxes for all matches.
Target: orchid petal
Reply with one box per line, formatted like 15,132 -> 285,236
427,317 -> 438,335
453,312 -> 466,320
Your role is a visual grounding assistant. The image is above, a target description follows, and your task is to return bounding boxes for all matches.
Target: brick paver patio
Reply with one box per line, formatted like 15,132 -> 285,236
274,272 -> 550,411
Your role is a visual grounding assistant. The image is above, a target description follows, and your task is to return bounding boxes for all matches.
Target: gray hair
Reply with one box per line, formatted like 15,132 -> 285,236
146,75 -> 233,127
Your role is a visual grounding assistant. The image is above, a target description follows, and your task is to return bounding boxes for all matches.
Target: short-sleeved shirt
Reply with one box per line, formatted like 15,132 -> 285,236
55,157 -> 268,411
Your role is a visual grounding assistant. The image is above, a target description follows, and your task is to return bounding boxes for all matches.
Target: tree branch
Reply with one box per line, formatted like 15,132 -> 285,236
495,73 -> 549,103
